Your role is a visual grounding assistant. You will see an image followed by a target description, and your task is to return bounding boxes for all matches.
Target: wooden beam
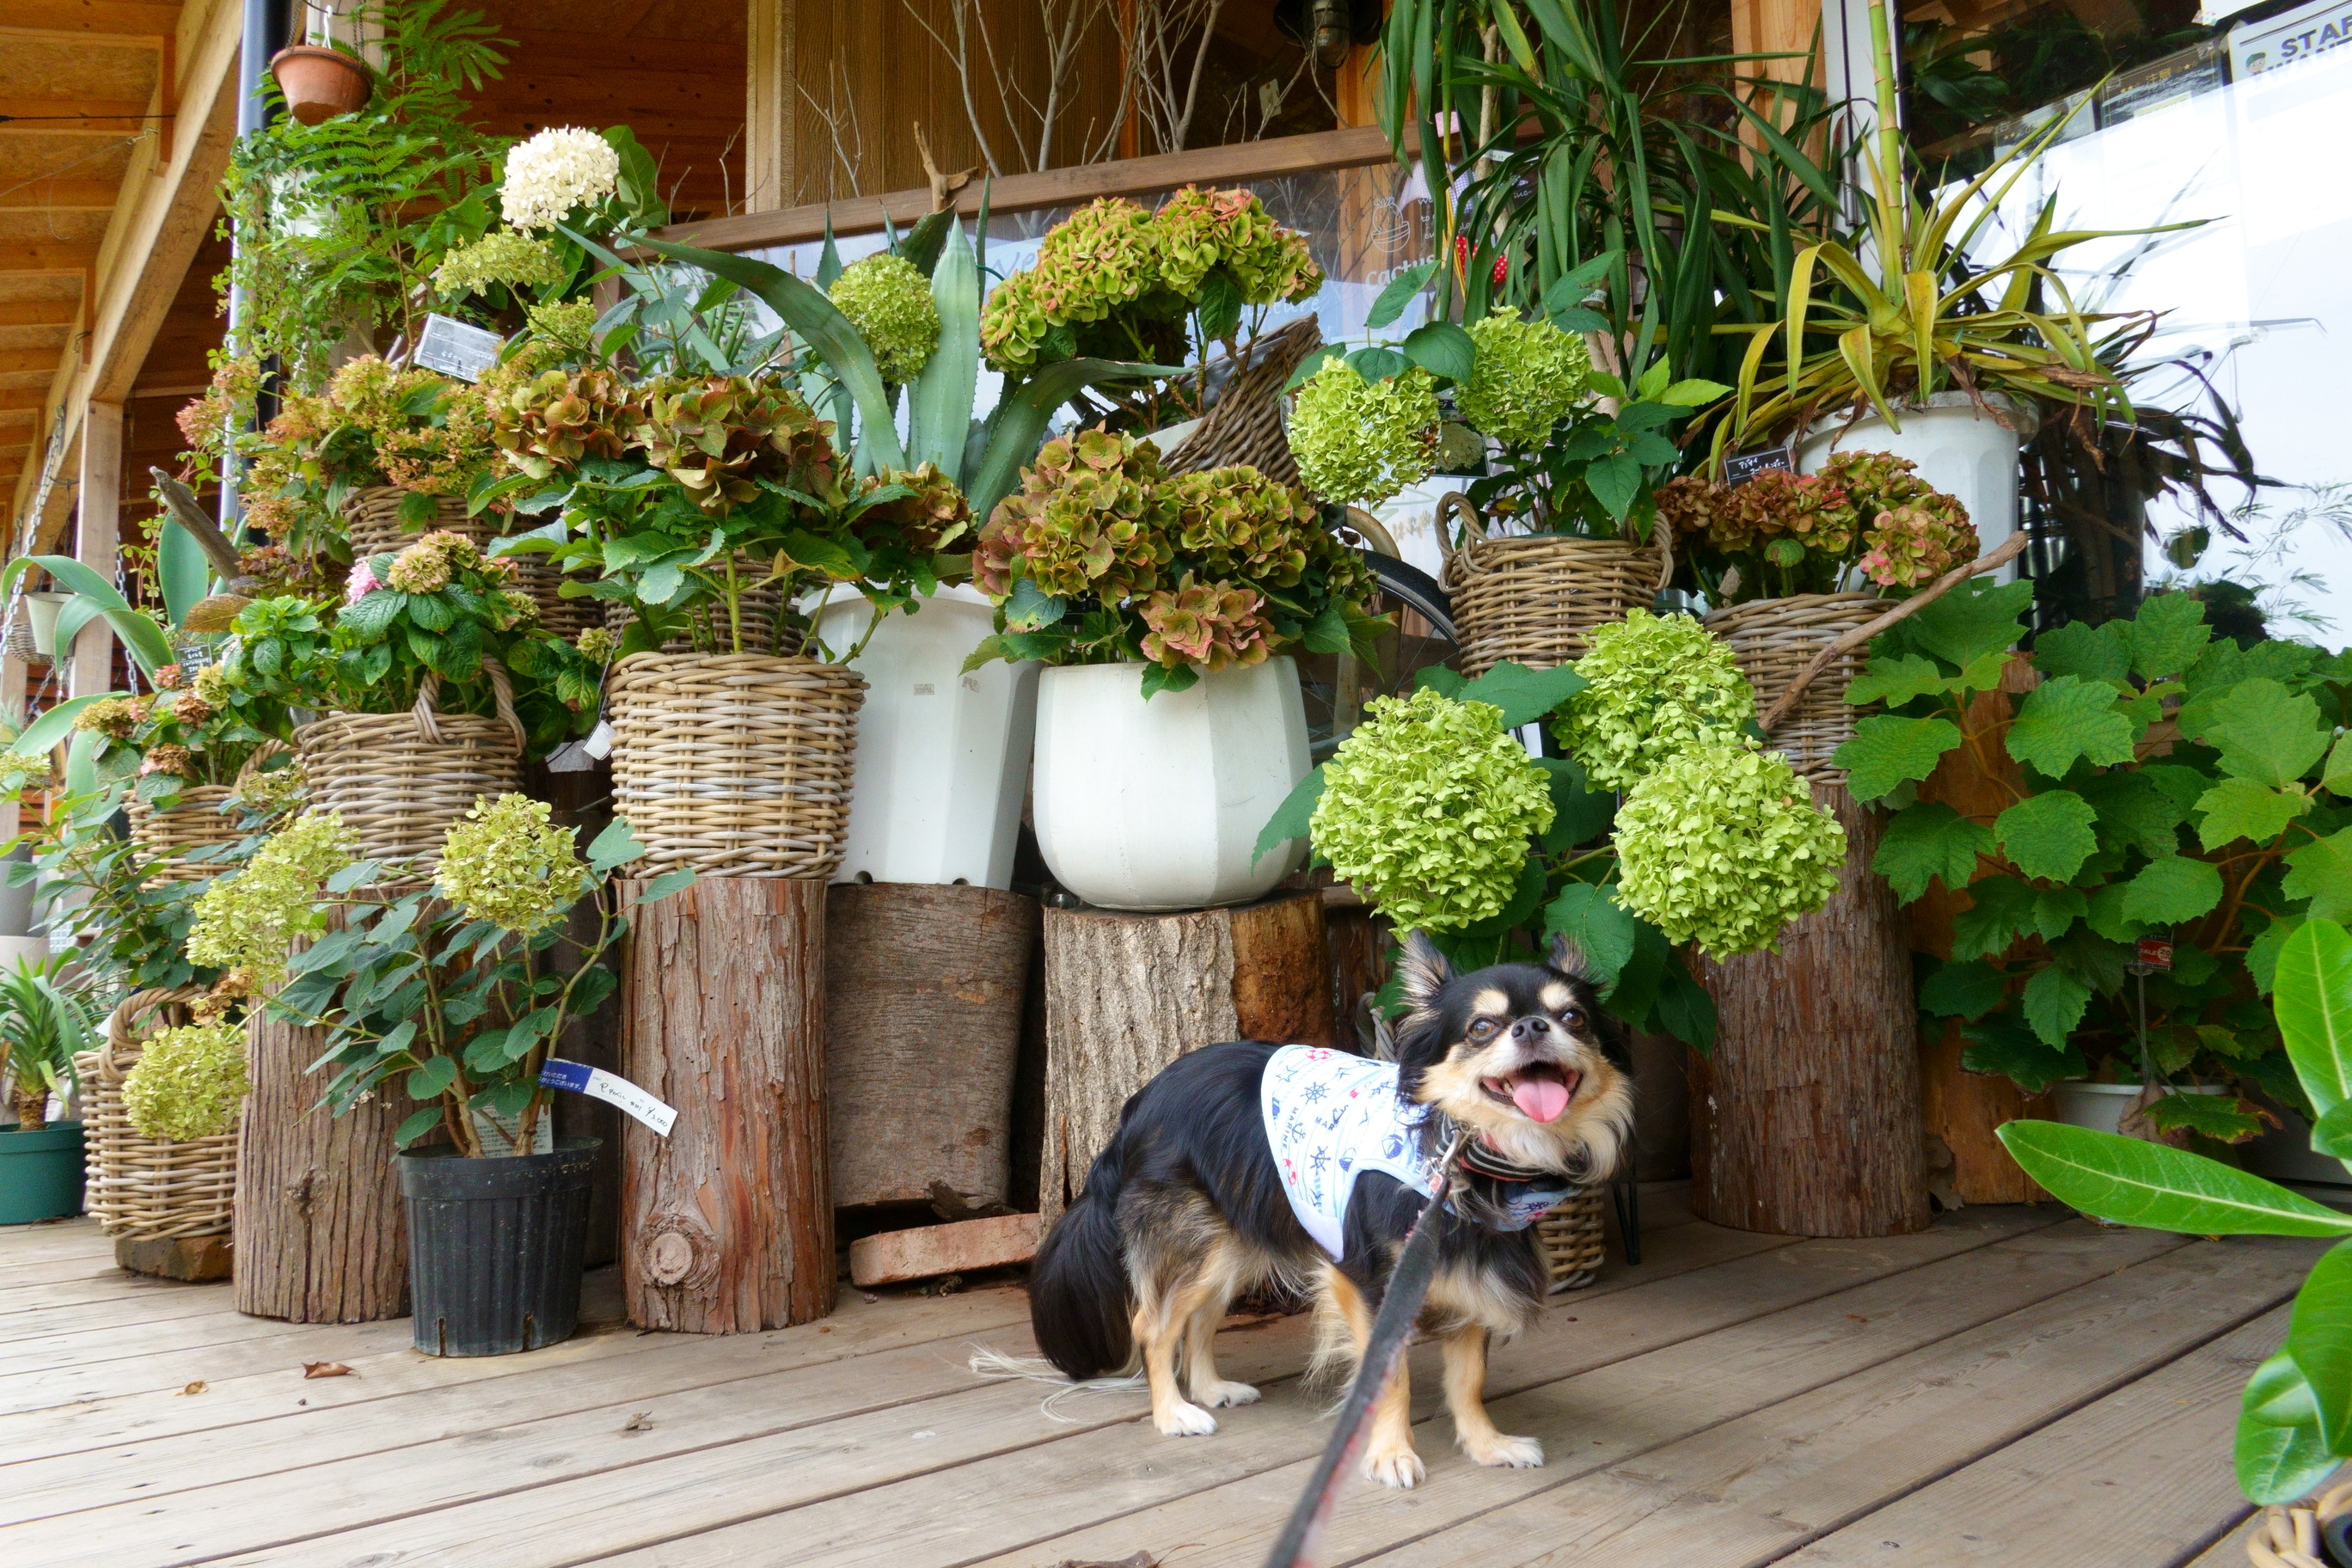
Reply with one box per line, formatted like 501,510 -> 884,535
0,351 -> 62,376
0,3 -> 181,41
0,390 -> 52,413
657,123 -> 1398,254
0,180 -> 120,211
0,304 -> 77,328
0,98 -> 159,134
0,242 -> 102,274
72,401 -> 119,698
745,0 -> 791,216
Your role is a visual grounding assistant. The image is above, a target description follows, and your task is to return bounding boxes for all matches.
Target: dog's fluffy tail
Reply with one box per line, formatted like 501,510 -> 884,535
1027,1142 -> 1134,1381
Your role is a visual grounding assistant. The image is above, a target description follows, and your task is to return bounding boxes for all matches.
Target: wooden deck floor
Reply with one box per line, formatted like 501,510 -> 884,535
0,1186 -> 2317,1568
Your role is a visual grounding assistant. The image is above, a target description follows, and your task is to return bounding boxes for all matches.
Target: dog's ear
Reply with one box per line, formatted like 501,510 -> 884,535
1395,931 -> 1453,1012
1547,931 -> 1591,981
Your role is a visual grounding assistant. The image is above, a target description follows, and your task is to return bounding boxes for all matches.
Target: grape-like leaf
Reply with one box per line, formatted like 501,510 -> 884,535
1994,791 -> 2100,883
2032,620 -> 2130,685
2190,677 -> 2331,787
2195,776 -> 2310,851
1834,715 -> 1964,802
1960,1015 -> 2086,1091
2126,592 -> 2212,680
2286,830 -> 2352,922
2118,853 -> 2225,925
2022,964 -> 2092,1047
2004,675 -> 2136,777
1899,578 -> 2033,670
2076,770 -> 2189,859
1842,653 -> 1954,707
1920,958 -> 2007,1020
2143,1091 -> 2266,1143
1872,801 -> 1994,900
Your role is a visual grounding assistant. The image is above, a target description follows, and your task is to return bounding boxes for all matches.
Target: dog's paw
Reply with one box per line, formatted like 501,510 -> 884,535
1155,1400 -> 1218,1436
1363,1445 -> 1426,1490
1462,1431 -> 1545,1469
1194,1380 -> 1260,1408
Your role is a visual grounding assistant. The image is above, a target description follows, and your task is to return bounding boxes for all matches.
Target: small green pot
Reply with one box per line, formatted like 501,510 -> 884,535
0,1122 -> 86,1224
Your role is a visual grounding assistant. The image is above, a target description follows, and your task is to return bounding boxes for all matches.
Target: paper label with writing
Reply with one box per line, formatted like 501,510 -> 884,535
413,314 -> 505,383
540,1058 -> 677,1136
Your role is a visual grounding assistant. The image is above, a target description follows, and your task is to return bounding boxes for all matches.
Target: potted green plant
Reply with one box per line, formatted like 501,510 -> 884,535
967,429 -> 1385,910
0,955 -> 96,1224
1998,917 -> 2352,1540
191,795 -> 692,1354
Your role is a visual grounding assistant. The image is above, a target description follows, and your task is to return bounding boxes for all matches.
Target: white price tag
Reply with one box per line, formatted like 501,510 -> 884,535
413,313 -> 505,383
539,1058 -> 677,1136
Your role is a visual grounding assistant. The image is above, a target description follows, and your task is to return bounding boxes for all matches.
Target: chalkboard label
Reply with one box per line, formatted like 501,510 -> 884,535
1723,446 -> 1794,487
413,314 -> 505,383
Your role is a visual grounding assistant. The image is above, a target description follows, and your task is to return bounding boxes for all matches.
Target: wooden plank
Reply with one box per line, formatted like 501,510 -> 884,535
1779,1305 -> 2296,1567
0,1219 -> 115,1261
0,180 -> 120,211
1347,1235 -> 2317,1568
0,1279 -> 1022,1472
848,1215 -> 1039,1288
0,3 -> 181,40
0,1265 -> 214,1308
70,401 -> 117,697
0,241 -> 101,273
652,123 -> 1396,254
2184,1510 -> 2271,1567
0,98 -> 155,132
953,1218 -> 2188,1568
224,1214 -> 2044,1568
0,1278 -> 236,1338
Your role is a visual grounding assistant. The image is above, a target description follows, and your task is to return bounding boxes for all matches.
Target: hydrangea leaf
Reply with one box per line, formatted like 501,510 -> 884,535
1534,757 -> 1615,849
1994,791 -> 2100,883
2076,770 -> 2189,858
2286,830 -> 2352,922
2125,592 -> 2212,680
2119,853 -> 2226,925
2189,677 -> 2331,787
1920,958 -> 2007,1020
2195,776 -> 2310,850
2021,964 -> 2094,1046
2004,675 -> 2136,777
1543,882 -> 1638,988
2032,620 -> 2130,685
1961,1015 -> 2086,1091
1871,801 -> 1993,900
1834,714 -> 1963,802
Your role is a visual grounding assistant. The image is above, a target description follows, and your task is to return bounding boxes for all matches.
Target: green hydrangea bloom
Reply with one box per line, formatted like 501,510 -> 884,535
121,1020 -> 248,1142
1152,186 -> 1322,305
189,811 -> 357,989
122,1020 -> 248,1140
1552,609 -> 1755,790
1311,687 -> 1554,933
436,794 -> 589,934
1288,360 -> 1440,507
1612,739 -> 1845,958
432,230 -> 567,297
1459,314 -> 1592,448
829,253 -> 942,383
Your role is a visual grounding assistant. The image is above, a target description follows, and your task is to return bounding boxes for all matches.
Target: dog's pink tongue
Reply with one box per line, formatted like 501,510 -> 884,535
1511,1075 -> 1571,1123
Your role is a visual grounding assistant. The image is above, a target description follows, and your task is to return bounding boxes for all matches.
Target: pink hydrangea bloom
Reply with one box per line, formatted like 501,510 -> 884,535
344,560 -> 383,604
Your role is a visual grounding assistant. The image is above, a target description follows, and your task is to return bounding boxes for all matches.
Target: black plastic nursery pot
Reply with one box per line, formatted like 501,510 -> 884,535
395,1136 -> 598,1357
0,1122 -> 85,1224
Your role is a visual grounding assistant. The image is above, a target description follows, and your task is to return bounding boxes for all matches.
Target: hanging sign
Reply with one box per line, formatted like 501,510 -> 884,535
540,1057 -> 677,1136
413,314 -> 505,383
1723,446 -> 1793,487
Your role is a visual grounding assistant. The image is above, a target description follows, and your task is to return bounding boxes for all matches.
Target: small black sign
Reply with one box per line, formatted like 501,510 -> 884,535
1723,446 -> 1794,488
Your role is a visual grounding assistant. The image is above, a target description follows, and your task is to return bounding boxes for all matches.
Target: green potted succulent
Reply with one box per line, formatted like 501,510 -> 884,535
968,428 -> 1385,912
0,955 -> 96,1224
190,794 -> 692,1354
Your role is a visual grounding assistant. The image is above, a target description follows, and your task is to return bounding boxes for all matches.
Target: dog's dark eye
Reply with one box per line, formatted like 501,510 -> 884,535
1467,1017 -> 1499,1040
1559,1007 -> 1583,1028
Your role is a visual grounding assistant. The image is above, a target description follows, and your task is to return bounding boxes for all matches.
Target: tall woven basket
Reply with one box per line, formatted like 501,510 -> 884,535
342,487 -> 492,561
1535,1190 -> 1608,1292
602,563 -> 792,656
1165,315 -> 1324,485
295,665 -> 524,875
75,988 -> 236,1240
1706,592 -> 1884,781
1442,497 -> 1674,676
608,652 -> 866,878
124,787 -> 238,884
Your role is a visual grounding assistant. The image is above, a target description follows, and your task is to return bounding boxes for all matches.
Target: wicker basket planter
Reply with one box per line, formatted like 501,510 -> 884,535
75,988 -> 236,1240
125,787 -> 240,884
295,666 -> 524,875
601,568 -> 790,656
607,652 -> 867,878
1441,499 -> 1673,676
1536,1190 -> 1608,1292
1706,591 -> 1884,781
1165,315 -> 1324,486
2250,1479 -> 2352,1567
342,487 -> 491,561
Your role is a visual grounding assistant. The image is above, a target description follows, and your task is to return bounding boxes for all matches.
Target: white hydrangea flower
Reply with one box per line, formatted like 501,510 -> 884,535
501,127 -> 621,233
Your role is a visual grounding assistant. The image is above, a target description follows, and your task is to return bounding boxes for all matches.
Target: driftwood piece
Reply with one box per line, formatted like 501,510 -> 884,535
234,1004 -> 416,1323
1692,781 -> 1931,1238
847,1213 -> 1039,1287
116,1234 -> 232,1283
1039,888 -> 1332,1227
824,882 -> 1039,1210
620,877 -> 832,1333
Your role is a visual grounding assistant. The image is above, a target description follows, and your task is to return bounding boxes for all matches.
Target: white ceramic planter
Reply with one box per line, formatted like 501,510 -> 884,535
2049,1079 -> 2227,1136
814,585 -> 1038,890
1032,658 -> 1309,911
1797,394 -> 2030,580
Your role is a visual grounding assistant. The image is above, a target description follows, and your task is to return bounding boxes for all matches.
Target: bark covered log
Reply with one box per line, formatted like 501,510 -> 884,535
234,1007 -> 415,1322
1039,888 -> 1332,1227
1693,781 -> 1930,1238
824,882 -> 1038,1210
620,876 -> 831,1332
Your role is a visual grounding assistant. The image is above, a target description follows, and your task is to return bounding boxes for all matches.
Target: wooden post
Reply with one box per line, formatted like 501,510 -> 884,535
744,0 -> 794,212
1692,781 -> 1931,1238
234,1007 -> 417,1322
1039,888 -> 1332,1228
71,401 -> 120,700
621,877 -> 830,1333
824,882 -> 1038,1210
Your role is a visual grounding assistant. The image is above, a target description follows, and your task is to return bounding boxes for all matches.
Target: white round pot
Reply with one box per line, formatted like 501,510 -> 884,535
2242,1106 -> 2352,1188
814,585 -> 1038,891
1797,393 -> 2030,580
21,592 -> 66,658
2049,1079 -> 2226,1136
1032,658 -> 1309,911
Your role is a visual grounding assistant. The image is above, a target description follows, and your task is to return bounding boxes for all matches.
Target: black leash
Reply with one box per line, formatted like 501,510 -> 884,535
1259,1129 -> 1469,1568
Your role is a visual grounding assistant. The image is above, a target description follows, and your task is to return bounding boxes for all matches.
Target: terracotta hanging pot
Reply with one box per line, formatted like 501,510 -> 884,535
268,45 -> 371,126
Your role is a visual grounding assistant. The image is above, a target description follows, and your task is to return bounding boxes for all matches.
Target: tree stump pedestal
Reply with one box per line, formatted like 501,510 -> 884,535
1039,888 -> 1332,1227
1693,781 -> 1930,1238
620,877 -> 831,1333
